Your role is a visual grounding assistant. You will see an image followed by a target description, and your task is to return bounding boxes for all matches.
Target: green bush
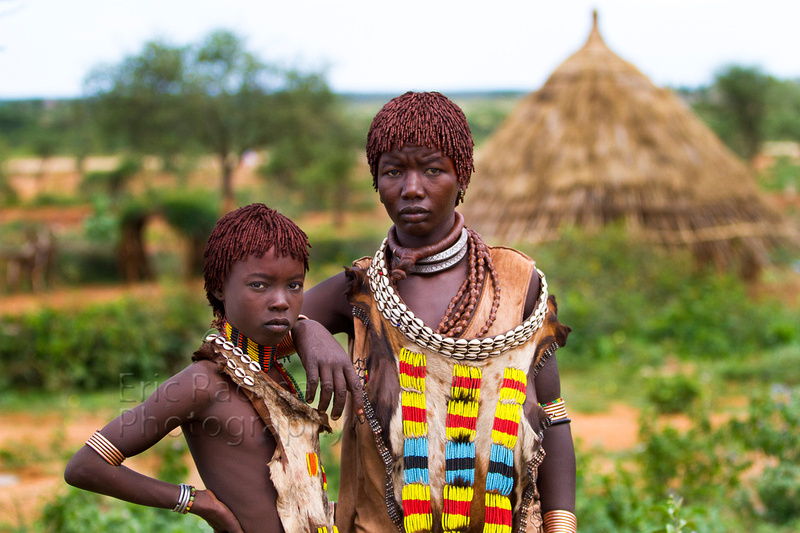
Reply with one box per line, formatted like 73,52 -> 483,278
757,463 -> 800,524
40,487 -> 210,532
523,226 -> 800,366
646,375 -> 700,414
638,409 -> 746,504
0,289 -> 210,392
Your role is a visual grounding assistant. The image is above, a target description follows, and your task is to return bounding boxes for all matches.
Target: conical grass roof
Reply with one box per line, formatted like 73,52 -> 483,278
462,12 -> 797,277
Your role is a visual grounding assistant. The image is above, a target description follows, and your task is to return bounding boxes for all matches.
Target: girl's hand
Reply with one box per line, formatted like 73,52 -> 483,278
192,489 -> 243,533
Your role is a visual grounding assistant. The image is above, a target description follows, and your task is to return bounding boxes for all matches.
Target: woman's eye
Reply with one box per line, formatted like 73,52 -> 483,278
426,168 -> 441,175
386,169 -> 400,177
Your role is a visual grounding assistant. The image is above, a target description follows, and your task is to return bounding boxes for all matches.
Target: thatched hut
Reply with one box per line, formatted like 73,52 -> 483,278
462,12 -> 797,278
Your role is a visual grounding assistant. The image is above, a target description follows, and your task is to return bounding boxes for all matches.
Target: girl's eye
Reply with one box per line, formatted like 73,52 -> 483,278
288,282 -> 303,291
251,282 -> 266,289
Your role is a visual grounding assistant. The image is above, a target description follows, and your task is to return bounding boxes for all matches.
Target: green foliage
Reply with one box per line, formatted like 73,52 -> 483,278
456,92 -> 523,146
0,290 -> 210,392
155,438 -> 190,485
40,487 -> 210,533
718,345 -> 800,386
526,226 -> 800,366
157,188 -> 220,240
646,375 -> 700,414
83,194 -> 120,244
727,386 -> 800,524
650,495 -> 703,533
765,78 -> 800,143
638,408 -> 746,504
0,440 -> 42,470
80,156 -> 141,198
756,463 -> 800,524
0,140 -> 18,205
260,75 -> 361,215
575,449 -> 723,532
758,156 -> 800,193
697,65 -> 771,160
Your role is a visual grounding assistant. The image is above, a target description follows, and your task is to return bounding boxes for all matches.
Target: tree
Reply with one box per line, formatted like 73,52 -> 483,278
765,78 -> 800,143
695,65 -> 772,162
84,31 -> 282,211
261,73 -> 361,225
84,41 -> 191,161
183,30 -> 279,213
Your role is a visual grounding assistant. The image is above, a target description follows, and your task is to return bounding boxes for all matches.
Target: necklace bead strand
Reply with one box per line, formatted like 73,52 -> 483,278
369,238 -> 548,359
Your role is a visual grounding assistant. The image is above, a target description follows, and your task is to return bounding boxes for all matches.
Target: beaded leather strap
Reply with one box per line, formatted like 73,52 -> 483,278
85,430 -> 125,466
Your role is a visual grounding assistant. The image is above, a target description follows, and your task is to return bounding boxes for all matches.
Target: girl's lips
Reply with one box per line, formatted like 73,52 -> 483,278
264,320 -> 290,332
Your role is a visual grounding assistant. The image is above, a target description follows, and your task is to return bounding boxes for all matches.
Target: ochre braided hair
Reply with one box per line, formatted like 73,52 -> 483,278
203,203 -> 310,329
366,91 -> 474,201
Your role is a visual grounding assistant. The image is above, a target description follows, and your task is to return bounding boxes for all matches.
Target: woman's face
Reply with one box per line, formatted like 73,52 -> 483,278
376,144 -> 460,243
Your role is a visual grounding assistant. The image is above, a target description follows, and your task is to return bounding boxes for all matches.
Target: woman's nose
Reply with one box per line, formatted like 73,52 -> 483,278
401,170 -> 425,199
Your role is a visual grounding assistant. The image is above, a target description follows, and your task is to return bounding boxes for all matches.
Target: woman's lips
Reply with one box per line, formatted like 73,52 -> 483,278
400,207 -> 428,222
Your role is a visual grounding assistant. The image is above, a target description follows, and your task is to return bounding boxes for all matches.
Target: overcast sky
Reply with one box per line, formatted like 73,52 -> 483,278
0,0 -> 798,99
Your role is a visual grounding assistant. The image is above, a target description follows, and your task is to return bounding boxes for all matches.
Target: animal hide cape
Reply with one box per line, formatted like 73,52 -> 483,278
195,341 -> 335,532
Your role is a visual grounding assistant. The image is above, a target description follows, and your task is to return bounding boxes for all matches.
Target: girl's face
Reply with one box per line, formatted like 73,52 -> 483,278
376,144 -> 460,245
213,247 -> 305,347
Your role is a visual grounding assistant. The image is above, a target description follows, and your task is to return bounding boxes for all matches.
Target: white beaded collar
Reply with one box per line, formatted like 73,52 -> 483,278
367,238 -> 549,359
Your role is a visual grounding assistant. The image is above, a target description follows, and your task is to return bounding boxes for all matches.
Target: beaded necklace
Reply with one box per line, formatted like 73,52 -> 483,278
368,240 -> 549,359
398,347 -> 528,532
484,367 -> 527,533
223,320 -> 278,373
442,363 -> 482,531
399,347 -> 433,533
219,321 -> 304,400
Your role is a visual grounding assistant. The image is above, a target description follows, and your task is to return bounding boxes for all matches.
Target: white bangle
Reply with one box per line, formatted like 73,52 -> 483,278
172,483 -> 192,514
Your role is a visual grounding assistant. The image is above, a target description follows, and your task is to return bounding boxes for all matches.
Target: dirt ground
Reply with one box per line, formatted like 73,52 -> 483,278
0,398 -> 642,527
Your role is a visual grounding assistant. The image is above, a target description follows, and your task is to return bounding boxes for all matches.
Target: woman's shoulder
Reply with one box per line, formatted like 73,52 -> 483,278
487,245 -> 538,272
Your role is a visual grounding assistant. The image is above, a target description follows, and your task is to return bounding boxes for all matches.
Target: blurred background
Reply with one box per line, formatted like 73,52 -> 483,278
1,1 -> 799,531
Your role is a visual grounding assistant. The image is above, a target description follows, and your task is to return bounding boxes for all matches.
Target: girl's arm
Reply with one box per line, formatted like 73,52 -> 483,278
64,362 -> 243,532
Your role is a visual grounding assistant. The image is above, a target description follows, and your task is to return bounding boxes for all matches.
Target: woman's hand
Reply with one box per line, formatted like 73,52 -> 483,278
292,319 -> 365,422
192,489 -> 244,533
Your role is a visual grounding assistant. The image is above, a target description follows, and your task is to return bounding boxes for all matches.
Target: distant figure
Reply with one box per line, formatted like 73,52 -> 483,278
64,203 -> 338,532
0,225 -> 54,292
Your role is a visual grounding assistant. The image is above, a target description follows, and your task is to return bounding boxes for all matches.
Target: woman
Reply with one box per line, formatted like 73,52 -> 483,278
301,91 -> 576,533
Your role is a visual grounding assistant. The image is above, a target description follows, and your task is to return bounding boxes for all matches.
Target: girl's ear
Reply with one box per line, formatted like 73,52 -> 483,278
213,288 -> 224,302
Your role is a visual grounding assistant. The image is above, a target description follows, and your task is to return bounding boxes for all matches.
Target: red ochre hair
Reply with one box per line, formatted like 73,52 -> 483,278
366,91 -> 475,194
203,203 -> 310,327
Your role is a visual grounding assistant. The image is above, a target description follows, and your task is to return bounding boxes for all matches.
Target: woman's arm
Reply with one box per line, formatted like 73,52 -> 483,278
64,362 -> 243,532
525,266 -> 577,528
534,355 -> 577,515
294,271 -> 364,421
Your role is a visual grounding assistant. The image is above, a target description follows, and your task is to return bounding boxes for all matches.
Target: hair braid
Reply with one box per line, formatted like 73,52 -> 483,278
366,91 -> 474,199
